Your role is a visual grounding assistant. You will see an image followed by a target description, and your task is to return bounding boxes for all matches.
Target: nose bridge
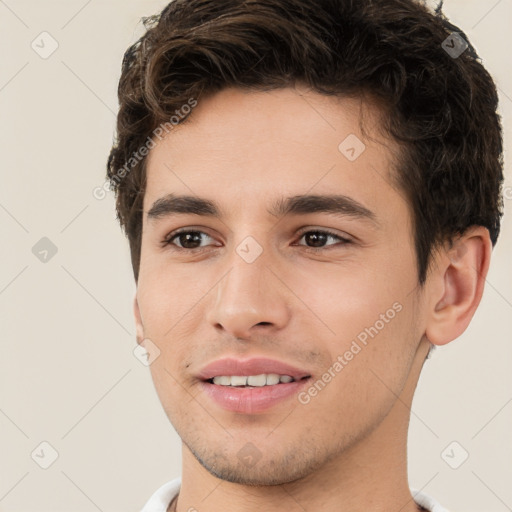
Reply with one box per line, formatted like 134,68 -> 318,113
219,240 -> 274,311
207,236 -> 291,337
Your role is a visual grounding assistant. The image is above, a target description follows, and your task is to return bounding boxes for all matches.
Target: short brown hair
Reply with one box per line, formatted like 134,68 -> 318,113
107,0 -> 504,283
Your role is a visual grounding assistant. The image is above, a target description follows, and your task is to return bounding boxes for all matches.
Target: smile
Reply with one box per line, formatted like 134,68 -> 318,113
209,373 -> 296,387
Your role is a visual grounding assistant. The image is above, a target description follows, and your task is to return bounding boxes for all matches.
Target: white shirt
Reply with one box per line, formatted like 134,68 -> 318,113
140,477 -> 451,512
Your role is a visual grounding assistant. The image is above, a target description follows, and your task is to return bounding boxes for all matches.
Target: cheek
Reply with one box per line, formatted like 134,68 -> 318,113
137,258 -> 208,333
288,257 -> 412,342
290,255 -> 419,403
297,298 -> 419,434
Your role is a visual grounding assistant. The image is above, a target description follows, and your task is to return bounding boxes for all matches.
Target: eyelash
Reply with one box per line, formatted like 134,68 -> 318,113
162,228 -> 352,253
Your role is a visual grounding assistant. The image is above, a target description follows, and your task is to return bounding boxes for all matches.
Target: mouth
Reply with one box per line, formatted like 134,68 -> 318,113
204,373 -> 311,388
197,357 -> 312,413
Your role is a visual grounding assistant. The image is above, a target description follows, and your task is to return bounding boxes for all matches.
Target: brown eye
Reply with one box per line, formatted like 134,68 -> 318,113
164,230 -> 215,250
297,230 -> 351,250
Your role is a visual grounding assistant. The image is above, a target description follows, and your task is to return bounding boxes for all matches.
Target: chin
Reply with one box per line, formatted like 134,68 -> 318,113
184,437 -> 334,486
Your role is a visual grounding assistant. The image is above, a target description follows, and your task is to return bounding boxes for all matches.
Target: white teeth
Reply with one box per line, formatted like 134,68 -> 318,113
266,373 -> 280,385
211,373 -> 295,387
212,376 -> 231,385
230,375 -> 247,386
247,374 -> 267,386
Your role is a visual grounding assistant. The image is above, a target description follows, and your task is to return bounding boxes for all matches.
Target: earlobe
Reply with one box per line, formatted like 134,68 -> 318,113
133,295 -> 145,345
425,227 -> 492,346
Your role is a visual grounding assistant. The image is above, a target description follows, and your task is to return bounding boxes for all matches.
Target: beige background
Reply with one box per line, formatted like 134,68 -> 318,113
0,0 -> 511,511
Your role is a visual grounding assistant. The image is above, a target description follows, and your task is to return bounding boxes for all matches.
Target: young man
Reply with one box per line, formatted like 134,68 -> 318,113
106,0 -> 504,510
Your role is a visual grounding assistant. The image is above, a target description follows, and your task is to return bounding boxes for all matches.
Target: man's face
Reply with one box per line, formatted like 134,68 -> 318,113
136,86 -> 429,485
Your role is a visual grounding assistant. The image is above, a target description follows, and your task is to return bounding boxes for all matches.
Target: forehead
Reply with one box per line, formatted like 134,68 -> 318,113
143,86 -> 406,223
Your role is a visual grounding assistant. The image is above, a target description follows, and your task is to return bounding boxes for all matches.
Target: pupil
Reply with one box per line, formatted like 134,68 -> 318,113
180,232 -> 201,249
306,232 -> 326,247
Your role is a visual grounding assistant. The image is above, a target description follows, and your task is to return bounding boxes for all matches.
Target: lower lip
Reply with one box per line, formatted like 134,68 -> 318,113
200,378 -> 311,414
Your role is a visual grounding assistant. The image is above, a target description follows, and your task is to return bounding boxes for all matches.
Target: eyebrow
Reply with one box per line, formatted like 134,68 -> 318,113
147,193 -> 378,225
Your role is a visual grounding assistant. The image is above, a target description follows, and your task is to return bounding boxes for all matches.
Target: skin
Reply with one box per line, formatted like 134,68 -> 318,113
133,85 -> 491,512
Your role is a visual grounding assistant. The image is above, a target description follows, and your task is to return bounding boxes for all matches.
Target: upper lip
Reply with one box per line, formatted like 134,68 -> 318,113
197,357 -> 312,381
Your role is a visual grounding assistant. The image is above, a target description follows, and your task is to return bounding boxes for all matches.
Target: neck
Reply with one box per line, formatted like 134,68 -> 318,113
175,340 -> 430,512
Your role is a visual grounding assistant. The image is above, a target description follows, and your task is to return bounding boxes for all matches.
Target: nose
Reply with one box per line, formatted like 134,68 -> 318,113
206,248 -> 292,340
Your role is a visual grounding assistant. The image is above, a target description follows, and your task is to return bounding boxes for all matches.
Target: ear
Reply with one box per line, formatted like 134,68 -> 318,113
425,226 -> 492,346
133,294 -> 145,345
